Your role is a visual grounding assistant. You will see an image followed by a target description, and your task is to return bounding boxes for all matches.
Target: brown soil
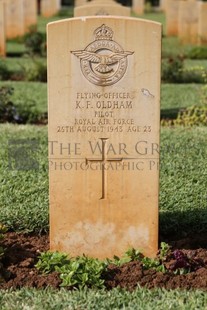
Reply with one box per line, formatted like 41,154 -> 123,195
0,232 -> 207,291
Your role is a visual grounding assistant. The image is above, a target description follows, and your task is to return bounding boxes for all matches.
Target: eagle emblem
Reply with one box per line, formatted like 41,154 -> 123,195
71,24 -> 134,86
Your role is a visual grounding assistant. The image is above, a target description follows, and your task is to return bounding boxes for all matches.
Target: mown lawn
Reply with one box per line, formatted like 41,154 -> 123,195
0,124 -> 206,237
0,80 -> 204,119
0,286 -> 207,310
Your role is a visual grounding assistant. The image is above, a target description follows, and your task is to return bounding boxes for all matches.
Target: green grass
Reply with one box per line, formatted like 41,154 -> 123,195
0,287 -> 207,309
0,81 -> 203,119
6,40 -> 26,56
161,83 -> 202,109
184,59 -> 207,70
160,83 -> 203,119
0,124 -> 48,232
2,56 -> 46,72
161,37 -> 194,58
0,81 -> 47,114
0,124 -> 206,236
160,126 -> 207,237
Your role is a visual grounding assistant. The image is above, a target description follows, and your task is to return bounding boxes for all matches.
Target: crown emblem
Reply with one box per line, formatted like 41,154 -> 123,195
94,24 -> 113,41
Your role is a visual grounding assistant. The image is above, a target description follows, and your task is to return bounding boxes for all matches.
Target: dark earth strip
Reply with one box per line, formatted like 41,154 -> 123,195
0,232 -> 207,290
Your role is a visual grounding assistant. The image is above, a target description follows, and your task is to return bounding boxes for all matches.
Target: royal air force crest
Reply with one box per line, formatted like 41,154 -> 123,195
71,24 -> 134,86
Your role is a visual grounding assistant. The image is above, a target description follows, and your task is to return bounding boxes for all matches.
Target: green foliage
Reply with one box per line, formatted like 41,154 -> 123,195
162,82 -> 207,127
16,100 -> 47,124
35,251 -> 70,274
141,257 -> 160,269
58,255 -> 106,289
105,248 -> 143,266
159,242 -> 170,261
27,61 -> 47,82
35,245 -> 172,289
0,57 -> 47,83
187,46 -> 207,59
173,268 -> 189,275
162,57 -> 207,83
106,246 -> 168,273
0,81 -> 47,116
105,254 -> 131,267
0,86 -> 18,123
20,60 -> 47,83
0,60 -> 11,80
36,252 -> 107,289
0,86 -> 46,124
124,248 -> 143,261
162,57 -> 184,83
24,31 -> 46,56
174,105 -> 207,126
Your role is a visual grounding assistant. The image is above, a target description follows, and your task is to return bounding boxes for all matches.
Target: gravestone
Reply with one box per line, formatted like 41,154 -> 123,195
132,0 -> 144,15
178,0 -> 199,44
48,17 -> 161,259
159,0 -> 166,12
41,0 -> 58,17
198,2 -> 207,45
5,0 -> 25,39
53,0 -> 61,13
165,0 -> 179,36
74,0 -> 131,17
75,0 -> 88,7
0,0 -> 6,56
23,0 -> 37,32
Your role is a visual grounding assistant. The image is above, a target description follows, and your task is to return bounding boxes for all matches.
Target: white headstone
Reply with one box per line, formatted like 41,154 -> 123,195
5,0 -> 25,39
48,17 -> 161,259
23,0 -> 37,32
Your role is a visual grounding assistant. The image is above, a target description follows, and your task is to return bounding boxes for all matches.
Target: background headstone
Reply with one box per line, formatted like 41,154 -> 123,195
75,0 -> 88,7
0,0 -> 6,56
159,0 -> 166,12
178,0 -> 199,44
198,2 -> 207,45
165,0 -> 179,36
54,0 -> 61,13
5,0 -> 25,39
40,0 -> 51,17
23,0 -> 37,32
48,16 -> 161,259
41,0 -> 60,17
74,0 -> 131,17
132,0 -> 144,15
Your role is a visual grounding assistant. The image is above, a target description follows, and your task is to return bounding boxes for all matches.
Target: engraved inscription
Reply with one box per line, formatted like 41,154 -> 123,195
71,24 -> 134,86
85,138 -> 123,200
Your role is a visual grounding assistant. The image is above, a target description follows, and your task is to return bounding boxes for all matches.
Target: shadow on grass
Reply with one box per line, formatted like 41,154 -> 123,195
161,107 -> 184,120
159,207 -> 207,249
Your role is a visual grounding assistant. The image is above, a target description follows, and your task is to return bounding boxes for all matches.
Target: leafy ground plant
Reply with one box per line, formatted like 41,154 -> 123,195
35,252 -> 107,289
35,242 -> 205,290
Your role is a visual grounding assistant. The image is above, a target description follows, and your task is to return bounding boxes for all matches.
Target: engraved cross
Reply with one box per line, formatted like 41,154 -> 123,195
85,138 -> 123,200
